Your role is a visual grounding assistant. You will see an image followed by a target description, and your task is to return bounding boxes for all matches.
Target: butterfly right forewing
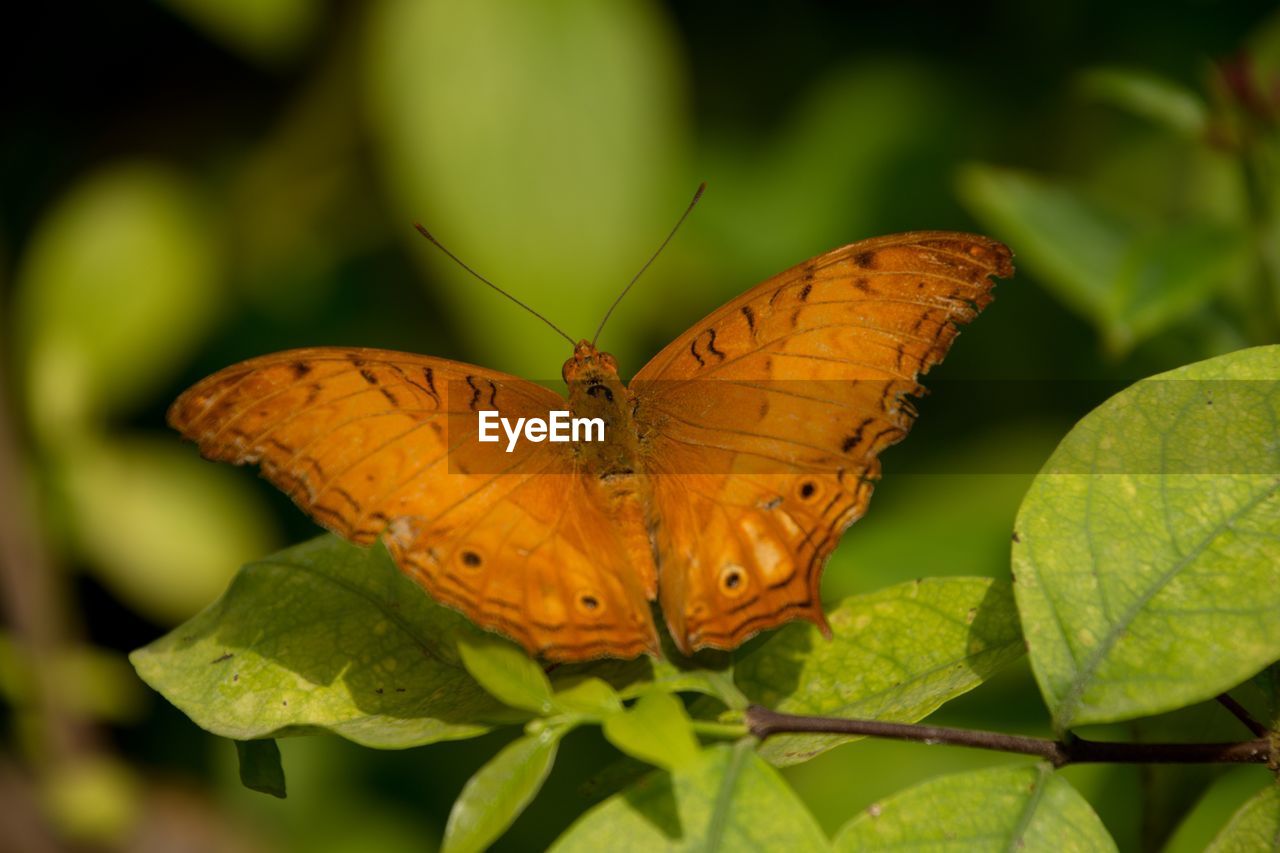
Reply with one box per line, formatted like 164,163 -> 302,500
632,232 -> 1013,653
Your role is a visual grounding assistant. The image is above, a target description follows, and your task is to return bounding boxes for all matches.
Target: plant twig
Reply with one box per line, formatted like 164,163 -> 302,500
1216,692 -> 1269,738
690,720 -> 750,740
744,706 -> 1272,769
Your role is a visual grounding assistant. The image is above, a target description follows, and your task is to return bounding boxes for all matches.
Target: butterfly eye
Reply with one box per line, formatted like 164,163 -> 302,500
576,593 -> 602,614
460,550 -> 483,568
719,564 -> 748,596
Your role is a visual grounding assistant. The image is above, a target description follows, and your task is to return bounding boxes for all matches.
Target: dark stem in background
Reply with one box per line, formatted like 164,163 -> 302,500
745,707 -> 1273,770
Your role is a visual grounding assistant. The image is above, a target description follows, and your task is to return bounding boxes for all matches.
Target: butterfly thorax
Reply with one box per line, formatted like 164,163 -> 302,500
563,340 -> 641,480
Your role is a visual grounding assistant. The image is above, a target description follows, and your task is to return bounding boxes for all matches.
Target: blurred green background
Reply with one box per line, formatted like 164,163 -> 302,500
3,1 -> 1279,850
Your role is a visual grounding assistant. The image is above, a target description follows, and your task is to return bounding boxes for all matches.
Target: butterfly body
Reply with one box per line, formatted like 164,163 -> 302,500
562,341 -> 661,605
171,231 -> 1012,661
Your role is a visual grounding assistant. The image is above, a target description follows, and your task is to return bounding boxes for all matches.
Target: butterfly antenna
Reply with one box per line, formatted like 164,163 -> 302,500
413,224 -> 576,346
592,182 -> 706,347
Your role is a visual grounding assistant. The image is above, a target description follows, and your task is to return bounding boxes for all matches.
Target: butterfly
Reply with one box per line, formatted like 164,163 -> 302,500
169,229 -> 1012,661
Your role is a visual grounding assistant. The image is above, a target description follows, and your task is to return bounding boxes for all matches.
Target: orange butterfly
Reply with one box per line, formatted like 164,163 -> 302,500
170,227 -> 1011,662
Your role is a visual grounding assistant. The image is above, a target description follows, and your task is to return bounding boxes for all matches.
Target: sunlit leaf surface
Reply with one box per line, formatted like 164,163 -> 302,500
1014,346 -> 1280,729
833,764 -> 1116,852
734,578 -> 1024,765
552,743 -> 828,852
131,536 -> 502,747
1205,784 -> 1280,852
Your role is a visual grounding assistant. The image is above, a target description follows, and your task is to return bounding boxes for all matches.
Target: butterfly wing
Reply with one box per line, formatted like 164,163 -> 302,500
170,347 -> 659,660
631,232 -> 1013,653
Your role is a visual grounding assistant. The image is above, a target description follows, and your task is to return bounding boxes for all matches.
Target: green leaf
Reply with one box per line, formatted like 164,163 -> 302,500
551,743 -> 828,852
60,438 -> 278,624
1246,11 -> 1280,104
15,164 -> 221,440
158,0 -> 319,63
1206,783 -> 1280,852
457,634 -> 554,715
364,0 -> 683,375
1109,224 -> 1252,353
957,165 -> 1247,354
1013,346 -> 1280,730
443,726 -> 563,853
602,692 -> 700,772
552,677 -> 623,717
130,535 -> 503,748
958,165 -> 1131,318
1077,67 -> 1208,137
1166,767 -> 1279,853
0,635 -> 144,724
733,578 -> 1024,765
234,739 -> 286,799
833,764 -> 1116,852
620,660 -> 748,710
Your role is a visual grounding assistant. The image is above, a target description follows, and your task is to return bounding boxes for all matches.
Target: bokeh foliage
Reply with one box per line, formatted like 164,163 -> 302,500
3,1 -> 1279,850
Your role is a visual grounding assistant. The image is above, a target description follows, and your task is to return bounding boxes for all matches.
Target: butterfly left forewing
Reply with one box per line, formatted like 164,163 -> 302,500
632,232 -> 1013,653
170,347 -> 659,660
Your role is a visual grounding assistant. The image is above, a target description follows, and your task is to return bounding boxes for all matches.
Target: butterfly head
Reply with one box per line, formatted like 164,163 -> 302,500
563,340 -> 620,383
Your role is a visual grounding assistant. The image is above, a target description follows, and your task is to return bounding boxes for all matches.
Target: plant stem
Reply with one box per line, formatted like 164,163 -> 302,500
1216,692 -> 1269,738
744,706 -> 1272,769
691,720 -> 750,740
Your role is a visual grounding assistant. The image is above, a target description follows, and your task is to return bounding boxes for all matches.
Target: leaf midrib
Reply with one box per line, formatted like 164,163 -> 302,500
1054,478 -> 1276,729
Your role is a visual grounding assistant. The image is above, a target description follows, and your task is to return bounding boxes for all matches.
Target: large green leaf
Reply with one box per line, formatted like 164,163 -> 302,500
130,536 -> 502,748
551,743 -> 828,852
734,578 -> 1024,765
443,726 -> 564,853
364,0 -> 684,374
1206,784 -> 1280,852
833,764 -> 1116,852
1013,346 -> 1280,730
958,165 -> 1247,354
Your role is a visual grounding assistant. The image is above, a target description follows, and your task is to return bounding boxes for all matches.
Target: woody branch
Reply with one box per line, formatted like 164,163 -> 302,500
744,706 -> 1275,769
